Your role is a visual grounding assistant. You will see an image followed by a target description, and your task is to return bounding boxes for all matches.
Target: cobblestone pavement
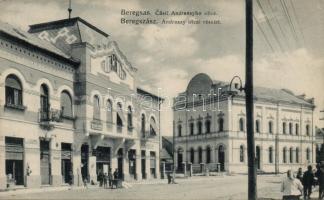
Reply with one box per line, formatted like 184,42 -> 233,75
0,174 -> 320,200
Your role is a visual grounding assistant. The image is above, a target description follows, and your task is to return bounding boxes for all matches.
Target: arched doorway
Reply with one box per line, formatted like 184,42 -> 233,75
218,145 -> 225,171
117,148 -> 123,180
256,146 -> 261,170
177,148 -> 183,172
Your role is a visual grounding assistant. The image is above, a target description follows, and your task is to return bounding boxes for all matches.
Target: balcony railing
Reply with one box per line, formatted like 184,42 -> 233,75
91,120 -> 103,131
117,125 -> 123,133
39,109 -> 62,122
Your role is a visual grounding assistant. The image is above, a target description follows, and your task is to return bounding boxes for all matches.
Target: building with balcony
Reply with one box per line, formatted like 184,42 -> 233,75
173,73 -> 316,174
0,17 -> 162,189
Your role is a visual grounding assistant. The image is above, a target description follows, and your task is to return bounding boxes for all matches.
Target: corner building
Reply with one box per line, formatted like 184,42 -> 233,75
173,73 -> 316,174
0,17 -> 162,189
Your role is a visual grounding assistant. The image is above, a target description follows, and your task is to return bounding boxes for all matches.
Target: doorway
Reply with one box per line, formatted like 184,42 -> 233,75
61,143 -> 72,184
128,150 -> 136,179
177,149 -> 183,172
81,144 -> 89,182
5,137 -> 24,186
117,148 -> 123,180
218,145 -> 225,171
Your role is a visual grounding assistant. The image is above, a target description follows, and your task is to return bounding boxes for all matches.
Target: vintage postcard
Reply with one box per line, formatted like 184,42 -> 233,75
0,0 -> 323,199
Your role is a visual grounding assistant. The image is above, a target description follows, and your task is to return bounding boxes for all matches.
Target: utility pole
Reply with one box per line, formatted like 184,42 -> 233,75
245,0 -> 256,200
68,0 -> 72,19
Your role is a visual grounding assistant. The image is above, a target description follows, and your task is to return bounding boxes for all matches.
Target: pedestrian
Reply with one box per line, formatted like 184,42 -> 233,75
281,170 -> 303,200
302,165 -> 315,200
113,168 -> 119,180
167,172 -> 172,184
296,168 -> 303,182
83,178 -> 88,189
103,173 -> 108,189
68,170 -> 73,190
108,168 -> 113,189
98,170 -> 104,187
317,164 -> 324,200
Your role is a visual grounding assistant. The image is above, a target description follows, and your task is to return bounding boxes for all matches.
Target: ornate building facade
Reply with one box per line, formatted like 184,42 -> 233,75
173,73 -> 316,174
0,17 -> 162,189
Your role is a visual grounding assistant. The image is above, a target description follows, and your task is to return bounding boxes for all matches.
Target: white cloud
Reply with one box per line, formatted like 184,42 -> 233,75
210,0 -> 245,25
138,24 -> 199,58
193,55 -> 245,82
0,1 -> 65,30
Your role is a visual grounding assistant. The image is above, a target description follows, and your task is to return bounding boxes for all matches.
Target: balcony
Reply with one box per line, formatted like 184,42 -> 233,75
116,125 -> 123,133
91,120 -> 103,131
38,109 -> 62,130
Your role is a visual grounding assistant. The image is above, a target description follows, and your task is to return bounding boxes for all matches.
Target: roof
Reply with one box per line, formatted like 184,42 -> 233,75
160,148 -> 173,161
181,73 -> 315,107
29,17 -> 109,37
137,87 -> 164,101
0,20 -> 78,65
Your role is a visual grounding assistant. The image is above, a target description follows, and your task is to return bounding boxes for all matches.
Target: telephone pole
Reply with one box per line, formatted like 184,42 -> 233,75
245,0 -> 257,200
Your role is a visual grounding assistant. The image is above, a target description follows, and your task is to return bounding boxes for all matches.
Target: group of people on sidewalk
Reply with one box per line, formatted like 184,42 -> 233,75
97,168 -> 120,189
281,164 -> 324,200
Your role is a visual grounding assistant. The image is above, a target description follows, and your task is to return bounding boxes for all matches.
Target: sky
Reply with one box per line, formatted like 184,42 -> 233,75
0,0 -> 323,135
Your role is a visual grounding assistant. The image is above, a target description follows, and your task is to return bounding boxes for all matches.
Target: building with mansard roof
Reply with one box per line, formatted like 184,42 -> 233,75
173,73 -> 316,174
0,17 -> 163,189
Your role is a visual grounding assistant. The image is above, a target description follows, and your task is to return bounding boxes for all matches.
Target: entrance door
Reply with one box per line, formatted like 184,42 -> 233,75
128,150 -> 136,179
141,150 -> 146,179
61,159 -> 72,184
40,140 -> 51,185
81,144 -> 89,181
177,151 -> 183,172
5,137 -> 24,186
117,148 -> 123,180
218,145 -> 225,171
256,146 -> 261,170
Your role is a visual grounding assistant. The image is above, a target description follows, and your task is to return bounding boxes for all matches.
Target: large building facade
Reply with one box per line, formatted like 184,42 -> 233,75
173,73 -> 316,174
0,18 -> 162,189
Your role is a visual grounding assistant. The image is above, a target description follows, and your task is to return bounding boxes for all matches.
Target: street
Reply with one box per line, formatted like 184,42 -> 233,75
1,174 -> 319,200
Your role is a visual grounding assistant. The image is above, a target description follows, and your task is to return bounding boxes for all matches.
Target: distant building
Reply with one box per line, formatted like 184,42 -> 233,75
0,17 -> 162,189
173,73 -> 316,174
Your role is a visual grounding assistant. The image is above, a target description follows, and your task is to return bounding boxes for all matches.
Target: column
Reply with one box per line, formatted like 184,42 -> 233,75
123,148 -> 129,181
145,151 -> 151,179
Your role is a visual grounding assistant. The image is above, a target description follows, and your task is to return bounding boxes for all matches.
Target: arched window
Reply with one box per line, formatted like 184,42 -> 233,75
283,147 -> 287,163
40,84 -> 50,121
60,91 -> 72,117
116,102 -> 123,127
150,117 -> 157,136
141,114 -> 146,137
189,122 -> 194,135
283,122 -> 287,134
5,74 -> 23,106
190,148 -> 195,163
306,148 -> 310,161
239,118 -> 244,132
306,125 -> 310,136
197,121 -> 202,135
178,124 -> 182,137
206,146 -> 211,164
296,148 -> 299,163
295,124 -> 299,135
127,106 -> 133,129
269,147 -> 273,163
268,121 -> 273,134
93,95 -> 100,120
289,147 -> 293,163
106,99 -> 113,123
205,120 -> 211,134
289,122 -> 293,135
198,147 -> 203,163
240,145 -> 244,162
218,118 -> 224,132
256,120 -> 260,133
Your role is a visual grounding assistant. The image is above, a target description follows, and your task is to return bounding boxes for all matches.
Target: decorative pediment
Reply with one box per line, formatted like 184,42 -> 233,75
91,41 -> 137,75
188,116 -> 194,122
256,113 -> 262,118
197,115 -> 203,121
238,110 -> 245,117
205,113 -> 212,119
217,111 -> 225,117
267,114 -> 274,120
